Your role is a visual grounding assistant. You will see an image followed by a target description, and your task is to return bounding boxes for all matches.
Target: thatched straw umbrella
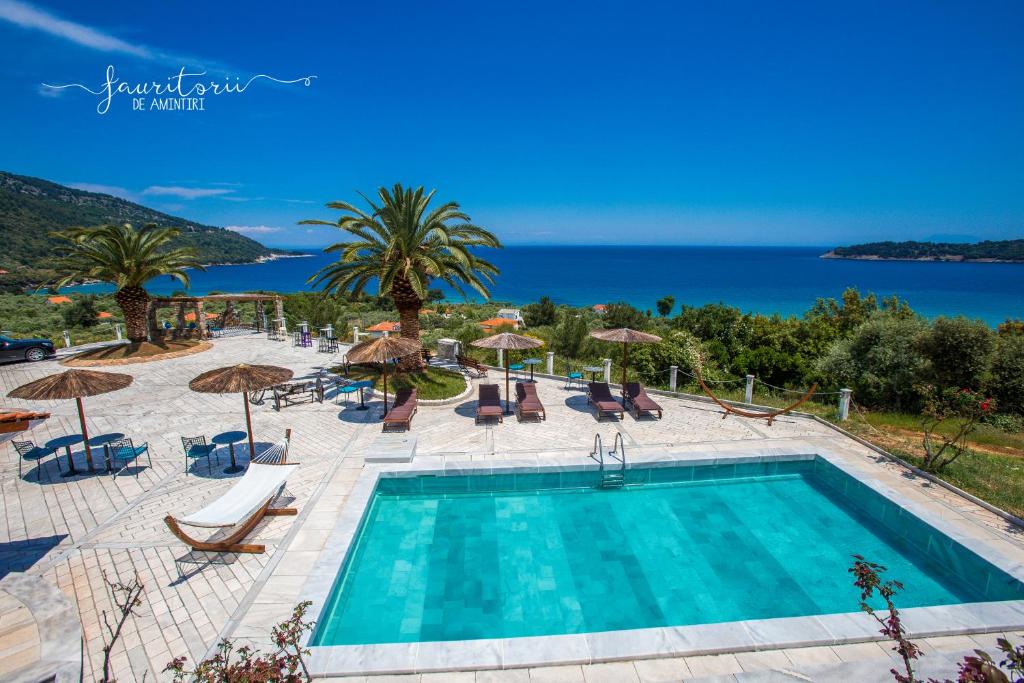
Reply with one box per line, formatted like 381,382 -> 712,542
8,369 -> 134,470
589,328 -> 662,387
471,332 -> 544,414
346,336 -> 420,415
189,364 -> 293,460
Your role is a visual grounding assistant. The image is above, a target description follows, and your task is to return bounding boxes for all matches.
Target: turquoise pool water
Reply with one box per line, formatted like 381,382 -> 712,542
311,459 -> 1024,645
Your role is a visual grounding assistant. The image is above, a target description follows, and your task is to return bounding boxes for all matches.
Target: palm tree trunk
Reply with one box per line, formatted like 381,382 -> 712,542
390,275 -> 424,371
115,286 -> 151,342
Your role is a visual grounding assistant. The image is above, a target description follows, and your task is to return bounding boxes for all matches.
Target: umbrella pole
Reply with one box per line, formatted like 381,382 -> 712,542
622,342 -> 629,389
76,397 -> 94,470
505,352 -> 511,414
243,393 -> 255,461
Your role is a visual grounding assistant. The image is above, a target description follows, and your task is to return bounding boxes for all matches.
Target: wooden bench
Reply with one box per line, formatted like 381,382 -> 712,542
272,378 -> 324,411
457,354 -> 489,378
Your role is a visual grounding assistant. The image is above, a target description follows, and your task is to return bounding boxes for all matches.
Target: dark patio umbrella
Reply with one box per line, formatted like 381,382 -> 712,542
589,328 -> 662,387
189,364 -> 293,458
346,336 -> 420,415
471,332 -> 544,413
8,369 -> 133,470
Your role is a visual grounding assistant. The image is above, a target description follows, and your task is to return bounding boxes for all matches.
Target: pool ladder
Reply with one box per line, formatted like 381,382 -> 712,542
591,433 -> 627,489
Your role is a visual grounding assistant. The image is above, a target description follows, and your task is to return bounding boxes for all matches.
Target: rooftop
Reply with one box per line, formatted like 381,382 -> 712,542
0,335 -> 1021,681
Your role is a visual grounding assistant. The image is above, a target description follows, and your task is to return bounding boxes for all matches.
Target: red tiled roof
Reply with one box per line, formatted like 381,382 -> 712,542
479,317 -> 519,328
97,312 -> 113,319
47,295 -> 72,304
366,321 -> 400,332
592,304 -> 607,311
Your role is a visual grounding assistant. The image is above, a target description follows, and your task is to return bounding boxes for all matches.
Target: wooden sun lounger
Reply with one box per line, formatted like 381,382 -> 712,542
515,382 -> 546,421
164,459 -> 298,554
383,388 -> 417,431
476,384 -> 504,423
623,382 -> 663,419
588,382 -> 625,420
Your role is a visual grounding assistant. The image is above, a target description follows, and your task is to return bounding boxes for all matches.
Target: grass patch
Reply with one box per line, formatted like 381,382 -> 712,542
892,447 -> 1024,519
335,364 -> 468,401
71,340 -> 202,361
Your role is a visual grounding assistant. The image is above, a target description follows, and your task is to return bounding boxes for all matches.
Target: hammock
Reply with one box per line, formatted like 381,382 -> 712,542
694,368 -> 816,426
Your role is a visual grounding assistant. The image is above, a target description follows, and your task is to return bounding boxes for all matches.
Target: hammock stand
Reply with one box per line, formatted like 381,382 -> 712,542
695,369 -> 816,426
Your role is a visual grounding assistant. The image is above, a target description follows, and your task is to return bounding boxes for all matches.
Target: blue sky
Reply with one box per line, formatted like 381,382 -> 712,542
0,0 -> 1022,249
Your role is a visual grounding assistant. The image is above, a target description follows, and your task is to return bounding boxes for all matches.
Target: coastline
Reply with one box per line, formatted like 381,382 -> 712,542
820,250 -> 1024,264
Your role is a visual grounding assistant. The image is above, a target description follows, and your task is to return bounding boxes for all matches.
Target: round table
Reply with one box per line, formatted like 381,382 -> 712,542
349,381 -> 374,410
583,365 -> 604,382
212,430 -> 248,474
88,433 -> 125,473
45,434 -> 84,477
523,358 -> 542,382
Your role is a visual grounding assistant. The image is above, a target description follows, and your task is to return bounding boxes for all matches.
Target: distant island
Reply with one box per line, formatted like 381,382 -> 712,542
0,171 -> 295,292
822,239 -> 1024,263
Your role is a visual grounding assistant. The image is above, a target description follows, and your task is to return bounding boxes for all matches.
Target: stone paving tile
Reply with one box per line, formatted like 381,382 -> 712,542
2,335 -> 1023,682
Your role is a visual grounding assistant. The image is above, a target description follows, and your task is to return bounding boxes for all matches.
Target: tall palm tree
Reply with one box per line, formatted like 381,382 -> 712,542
52,223 -> 202,342
301,184 -> 501,368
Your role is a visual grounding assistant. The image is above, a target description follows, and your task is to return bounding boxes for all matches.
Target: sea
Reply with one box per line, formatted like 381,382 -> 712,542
67,246 -> 1023,326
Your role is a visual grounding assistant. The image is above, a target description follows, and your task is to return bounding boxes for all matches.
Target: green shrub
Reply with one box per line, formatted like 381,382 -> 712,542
918,316 -> 995,390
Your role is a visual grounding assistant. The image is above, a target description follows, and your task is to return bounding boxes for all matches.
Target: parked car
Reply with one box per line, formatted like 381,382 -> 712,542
0,334 -> 56,363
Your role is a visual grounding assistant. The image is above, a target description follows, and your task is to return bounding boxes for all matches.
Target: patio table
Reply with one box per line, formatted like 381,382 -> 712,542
88,432 -> 125,473
523,358 -> 542,382
583,365 -> 604,382
45,434 -> 84,477
349,381 -> 374,410
212,430 -> 248,474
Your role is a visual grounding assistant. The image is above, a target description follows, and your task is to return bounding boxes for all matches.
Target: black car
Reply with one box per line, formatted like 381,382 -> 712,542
0,334 -> 56,363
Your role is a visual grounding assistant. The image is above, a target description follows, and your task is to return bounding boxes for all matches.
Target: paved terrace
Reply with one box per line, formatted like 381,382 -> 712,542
0,335 -> 1022,682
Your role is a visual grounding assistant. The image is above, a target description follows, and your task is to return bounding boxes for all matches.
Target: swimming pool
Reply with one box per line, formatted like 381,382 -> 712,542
310,456 -> 1024,648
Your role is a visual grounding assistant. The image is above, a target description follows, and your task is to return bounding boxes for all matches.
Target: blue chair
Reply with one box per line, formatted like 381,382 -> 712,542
107,438 -> 152,478
12,440 -> 54,481
565,368 -> 586,390
181,435 -> 217,475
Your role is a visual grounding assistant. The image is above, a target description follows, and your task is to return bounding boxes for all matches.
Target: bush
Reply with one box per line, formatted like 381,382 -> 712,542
630,331 -> 701,387
523,296 -> 557,327
602,301 -> 646,330
817,314 -> 928,410
918,316 -> 995,390
990,334 -> 1024,414
62,296 -> 99,328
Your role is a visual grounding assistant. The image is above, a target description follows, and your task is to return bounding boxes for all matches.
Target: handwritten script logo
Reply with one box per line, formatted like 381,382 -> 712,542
42,65 -> 317,114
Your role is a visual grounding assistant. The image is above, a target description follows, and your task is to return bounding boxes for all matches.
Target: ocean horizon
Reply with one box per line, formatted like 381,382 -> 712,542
67,245 -> 1023,325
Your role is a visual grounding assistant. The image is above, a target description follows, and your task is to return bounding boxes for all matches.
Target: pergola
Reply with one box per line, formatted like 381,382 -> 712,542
147,293 -> 285,340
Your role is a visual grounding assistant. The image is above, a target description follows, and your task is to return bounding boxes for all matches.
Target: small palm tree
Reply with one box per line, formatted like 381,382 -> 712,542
301,184 -> 501,368
52,223 -> 201,342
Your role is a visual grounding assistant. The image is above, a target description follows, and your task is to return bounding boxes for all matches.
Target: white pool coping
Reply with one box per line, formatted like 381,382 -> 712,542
298,445 -> 1024,677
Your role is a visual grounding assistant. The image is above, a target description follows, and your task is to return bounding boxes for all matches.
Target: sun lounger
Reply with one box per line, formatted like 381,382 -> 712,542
588,382 -> 624,420
383,388 -> 418,431
164,462 -> 298,554
476,384 -> 504,423
623,382 -> 663,419
515,382 -> 546,421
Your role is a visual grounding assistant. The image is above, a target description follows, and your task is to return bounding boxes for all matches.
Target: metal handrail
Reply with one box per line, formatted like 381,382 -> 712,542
591,433 -> 605,471
610,432 -> 626,471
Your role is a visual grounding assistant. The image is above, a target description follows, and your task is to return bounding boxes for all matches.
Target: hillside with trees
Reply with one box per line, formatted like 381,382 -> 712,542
0,171 -> 284,291
823,239 -> 1024,262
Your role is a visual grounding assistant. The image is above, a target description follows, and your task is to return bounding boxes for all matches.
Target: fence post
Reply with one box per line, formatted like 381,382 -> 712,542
352,325 -> 360,343
603,358 -> 612,383
62,330 -> 71,348
497,349 -> 504,366
838,388 -> 852,421
114,324 -> 122,341
745,375 -> 754,404
546,351 -> 554,375
669,365 -> 678,392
